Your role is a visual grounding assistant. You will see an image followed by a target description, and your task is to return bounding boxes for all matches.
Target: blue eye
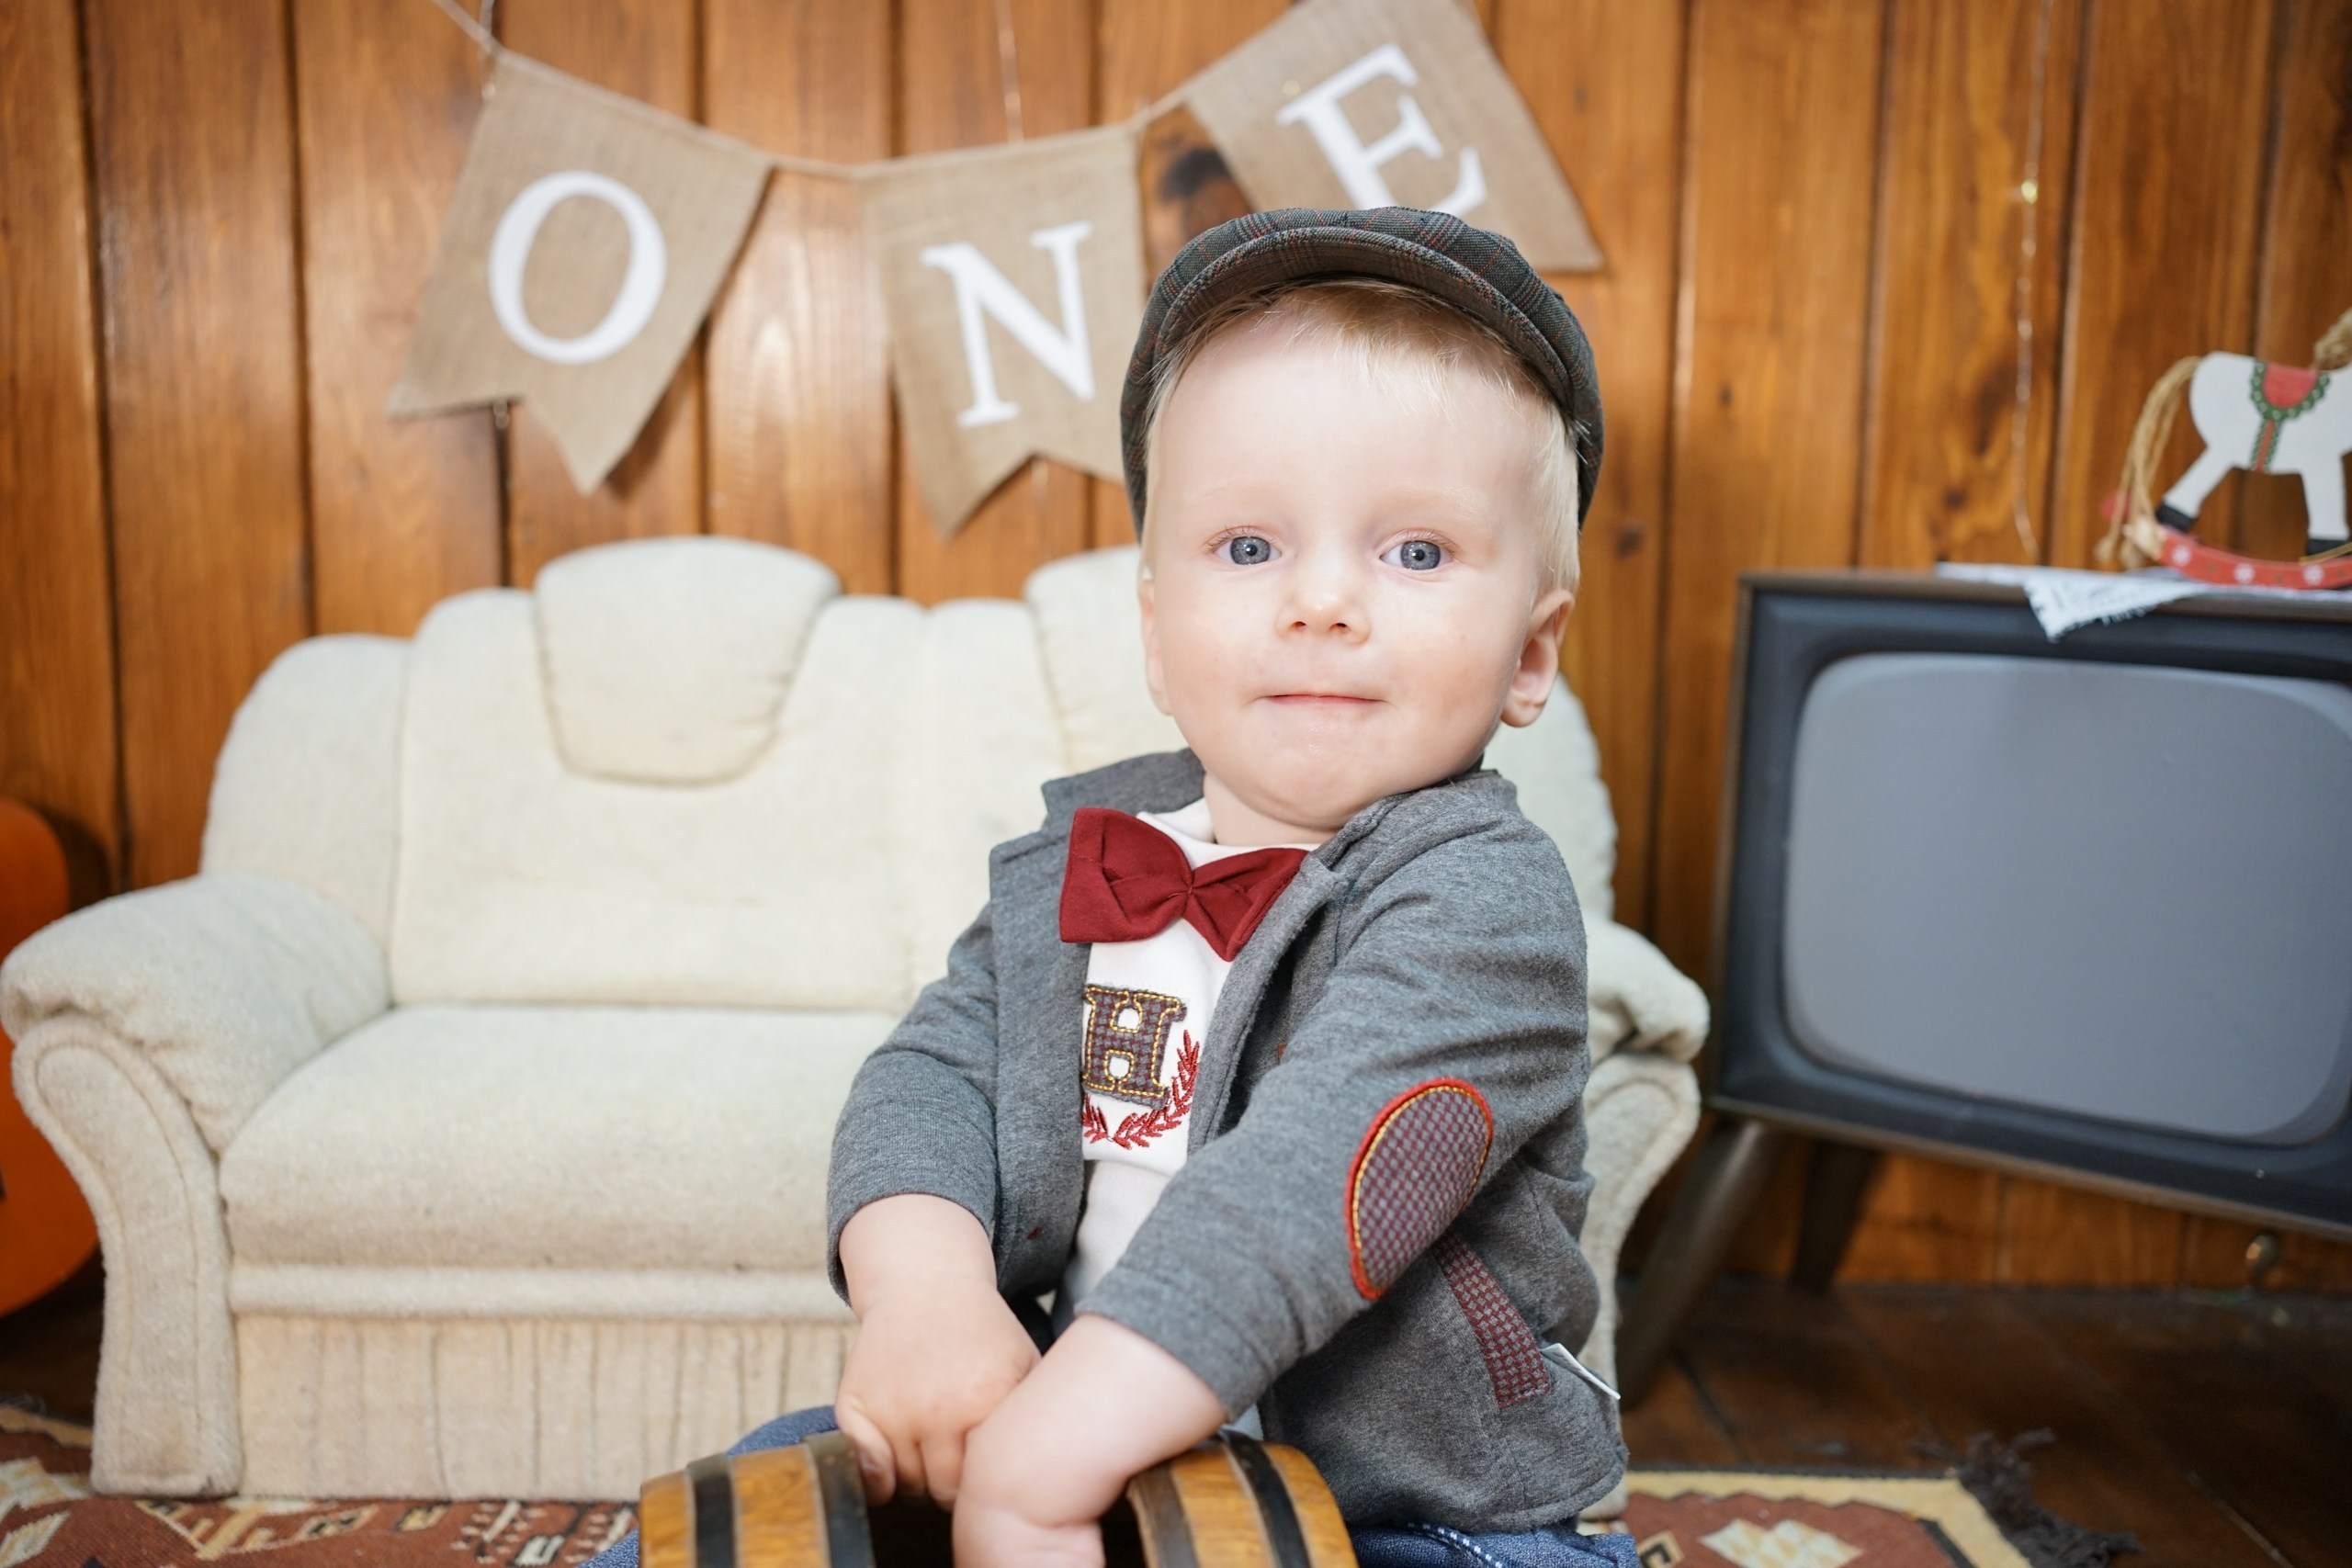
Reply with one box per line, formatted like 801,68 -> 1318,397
1386,538 -> 1445,571
1224,535 -> 1273,566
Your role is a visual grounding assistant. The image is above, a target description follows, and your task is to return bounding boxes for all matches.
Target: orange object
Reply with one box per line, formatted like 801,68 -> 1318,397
0,796 -> 97,1315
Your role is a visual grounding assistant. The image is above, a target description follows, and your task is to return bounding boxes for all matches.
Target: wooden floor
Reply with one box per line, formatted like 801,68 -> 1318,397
1630,1281 -> 2351,1568
4,1275 -> 2346,1565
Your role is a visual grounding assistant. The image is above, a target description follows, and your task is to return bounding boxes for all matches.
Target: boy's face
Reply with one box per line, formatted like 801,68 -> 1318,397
1138,320 -> 1576,844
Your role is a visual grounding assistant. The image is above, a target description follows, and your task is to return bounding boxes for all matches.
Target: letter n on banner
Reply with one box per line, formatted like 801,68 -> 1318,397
1184,0 -> 1601,273
390,55 -> 771,491
861,127 -> 1146,536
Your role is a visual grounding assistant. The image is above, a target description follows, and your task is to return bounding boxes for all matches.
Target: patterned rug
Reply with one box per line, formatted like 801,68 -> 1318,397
1619,1472 -> 2031,1568
2,1408 -> 2037,1567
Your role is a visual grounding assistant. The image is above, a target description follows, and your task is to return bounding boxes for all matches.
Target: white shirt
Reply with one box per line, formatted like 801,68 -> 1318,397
1059,799 -> 1306,1312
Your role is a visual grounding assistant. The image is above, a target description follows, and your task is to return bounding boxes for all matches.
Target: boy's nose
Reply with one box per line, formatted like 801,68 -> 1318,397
1283,558 -> 1370,640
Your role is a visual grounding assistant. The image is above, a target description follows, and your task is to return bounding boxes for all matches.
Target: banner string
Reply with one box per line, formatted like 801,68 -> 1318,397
993,0 -> 1026,142
989,0 -> 1054,521
420,0 -> 1196,183
427,0 -> 496,58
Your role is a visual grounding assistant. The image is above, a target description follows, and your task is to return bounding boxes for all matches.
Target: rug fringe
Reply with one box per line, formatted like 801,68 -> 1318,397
1923,1431 -> 2141,1568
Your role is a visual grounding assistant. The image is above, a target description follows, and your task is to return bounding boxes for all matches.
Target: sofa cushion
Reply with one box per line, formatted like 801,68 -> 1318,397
536,537 -> 840,786
393,558 -> 1069,1010
1483,682 -> 1615,924
394,592 -> 919,1010
219,1004 -> 893,1273
897,597 -> 1068,994
1027,547 -> 1185,773
202,636 -> 407,944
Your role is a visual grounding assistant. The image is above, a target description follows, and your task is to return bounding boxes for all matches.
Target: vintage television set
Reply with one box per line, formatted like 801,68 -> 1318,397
1622,572 -> 2352,1397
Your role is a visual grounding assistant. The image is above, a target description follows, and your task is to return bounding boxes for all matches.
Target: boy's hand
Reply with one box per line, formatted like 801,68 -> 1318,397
833,1195 -> 1039,1507
953,1314 -> 1226,1568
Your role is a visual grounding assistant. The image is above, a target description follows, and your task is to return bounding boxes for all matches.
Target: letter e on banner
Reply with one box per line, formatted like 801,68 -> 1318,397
1275,45 -> 1486,218
1184,0 -> 1600,272
863,129 -> 1145,536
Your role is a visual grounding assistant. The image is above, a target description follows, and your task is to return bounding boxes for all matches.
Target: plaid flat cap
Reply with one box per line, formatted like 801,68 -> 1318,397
1119,206 -> 1602,532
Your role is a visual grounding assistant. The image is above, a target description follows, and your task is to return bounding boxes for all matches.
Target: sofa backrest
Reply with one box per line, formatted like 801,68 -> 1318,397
203,537 -> 1614,1013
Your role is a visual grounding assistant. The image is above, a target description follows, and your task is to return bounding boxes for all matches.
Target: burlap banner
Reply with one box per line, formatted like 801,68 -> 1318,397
390,0 -> 1604,529
1182,0 -> 1601,272
389,54 -> 771,489
861,127 -> 1146,536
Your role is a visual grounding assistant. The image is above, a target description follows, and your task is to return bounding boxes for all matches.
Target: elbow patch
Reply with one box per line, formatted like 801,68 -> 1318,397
1346,1078 -> 1494,1299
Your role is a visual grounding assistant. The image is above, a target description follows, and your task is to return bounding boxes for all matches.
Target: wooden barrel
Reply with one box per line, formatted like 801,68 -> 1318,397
1123,1435 -> 1356,1568
639,1430 -> 1356,1568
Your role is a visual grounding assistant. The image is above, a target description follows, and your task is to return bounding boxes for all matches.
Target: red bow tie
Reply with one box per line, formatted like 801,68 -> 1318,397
1059,807 -> 1307,962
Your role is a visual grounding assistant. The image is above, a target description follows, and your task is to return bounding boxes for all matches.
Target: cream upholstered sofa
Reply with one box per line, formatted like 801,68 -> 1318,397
2,536 -> 1705,1502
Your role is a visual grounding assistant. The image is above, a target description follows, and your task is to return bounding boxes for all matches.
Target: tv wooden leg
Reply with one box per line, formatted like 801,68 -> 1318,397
1616,1117 -> 1790,1405
1790,1140 -> 1879,1293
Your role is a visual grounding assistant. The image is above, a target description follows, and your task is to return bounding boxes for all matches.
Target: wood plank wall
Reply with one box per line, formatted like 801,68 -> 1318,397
4,0 -> 2347,1291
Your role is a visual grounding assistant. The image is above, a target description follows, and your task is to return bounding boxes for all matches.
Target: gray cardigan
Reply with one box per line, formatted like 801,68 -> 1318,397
826,750 -> 1623,1529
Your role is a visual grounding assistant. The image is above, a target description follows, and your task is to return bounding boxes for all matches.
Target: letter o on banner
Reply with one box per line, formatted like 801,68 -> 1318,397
486,170 -> 669,366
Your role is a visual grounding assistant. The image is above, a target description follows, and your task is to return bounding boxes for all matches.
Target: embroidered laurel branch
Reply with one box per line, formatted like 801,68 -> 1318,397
1080,1031 -> 1200,1148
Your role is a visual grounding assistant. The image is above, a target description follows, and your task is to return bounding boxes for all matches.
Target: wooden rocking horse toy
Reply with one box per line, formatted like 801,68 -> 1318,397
2101,306 -> 2352,590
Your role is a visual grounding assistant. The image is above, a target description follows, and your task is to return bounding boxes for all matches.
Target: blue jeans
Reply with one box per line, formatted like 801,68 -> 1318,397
582,1406 -> 1634,1568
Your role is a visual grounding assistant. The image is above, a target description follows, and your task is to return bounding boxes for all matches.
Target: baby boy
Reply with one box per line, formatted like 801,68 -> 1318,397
588,207 -> 1627,1568
829,209 -> 1628,1568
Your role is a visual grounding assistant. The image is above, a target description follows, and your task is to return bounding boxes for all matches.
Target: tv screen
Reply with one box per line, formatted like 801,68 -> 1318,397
1714,575 -> 2352,1239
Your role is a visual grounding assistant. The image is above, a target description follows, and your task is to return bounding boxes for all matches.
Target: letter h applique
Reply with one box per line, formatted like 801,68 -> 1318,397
1080,985 -> 1188,1106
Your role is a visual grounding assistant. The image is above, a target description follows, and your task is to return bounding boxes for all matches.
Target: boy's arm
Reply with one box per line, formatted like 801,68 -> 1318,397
834,1193 -> 1041,1506
826,898 -> 1006,1296
826,898 -> 1038,1506
1080,825 -> 1591,1416
955,1314 -> 1224,1566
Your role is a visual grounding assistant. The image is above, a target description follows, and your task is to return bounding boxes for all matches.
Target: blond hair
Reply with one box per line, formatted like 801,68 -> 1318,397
1138,276 -> 1581,592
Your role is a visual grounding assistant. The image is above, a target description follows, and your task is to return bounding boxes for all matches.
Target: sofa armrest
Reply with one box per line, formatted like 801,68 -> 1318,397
1586,918 -> 1710,1066
1,872 -> 388,1155
1577,1052 -> 1704,1381
10,1019 -> 242,1493
1574,1051 -> 1702,1522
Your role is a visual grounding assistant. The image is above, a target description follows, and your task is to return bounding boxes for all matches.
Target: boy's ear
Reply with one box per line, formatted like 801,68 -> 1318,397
1137,573 -> 1175,716
1498,587 -> 1575,729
